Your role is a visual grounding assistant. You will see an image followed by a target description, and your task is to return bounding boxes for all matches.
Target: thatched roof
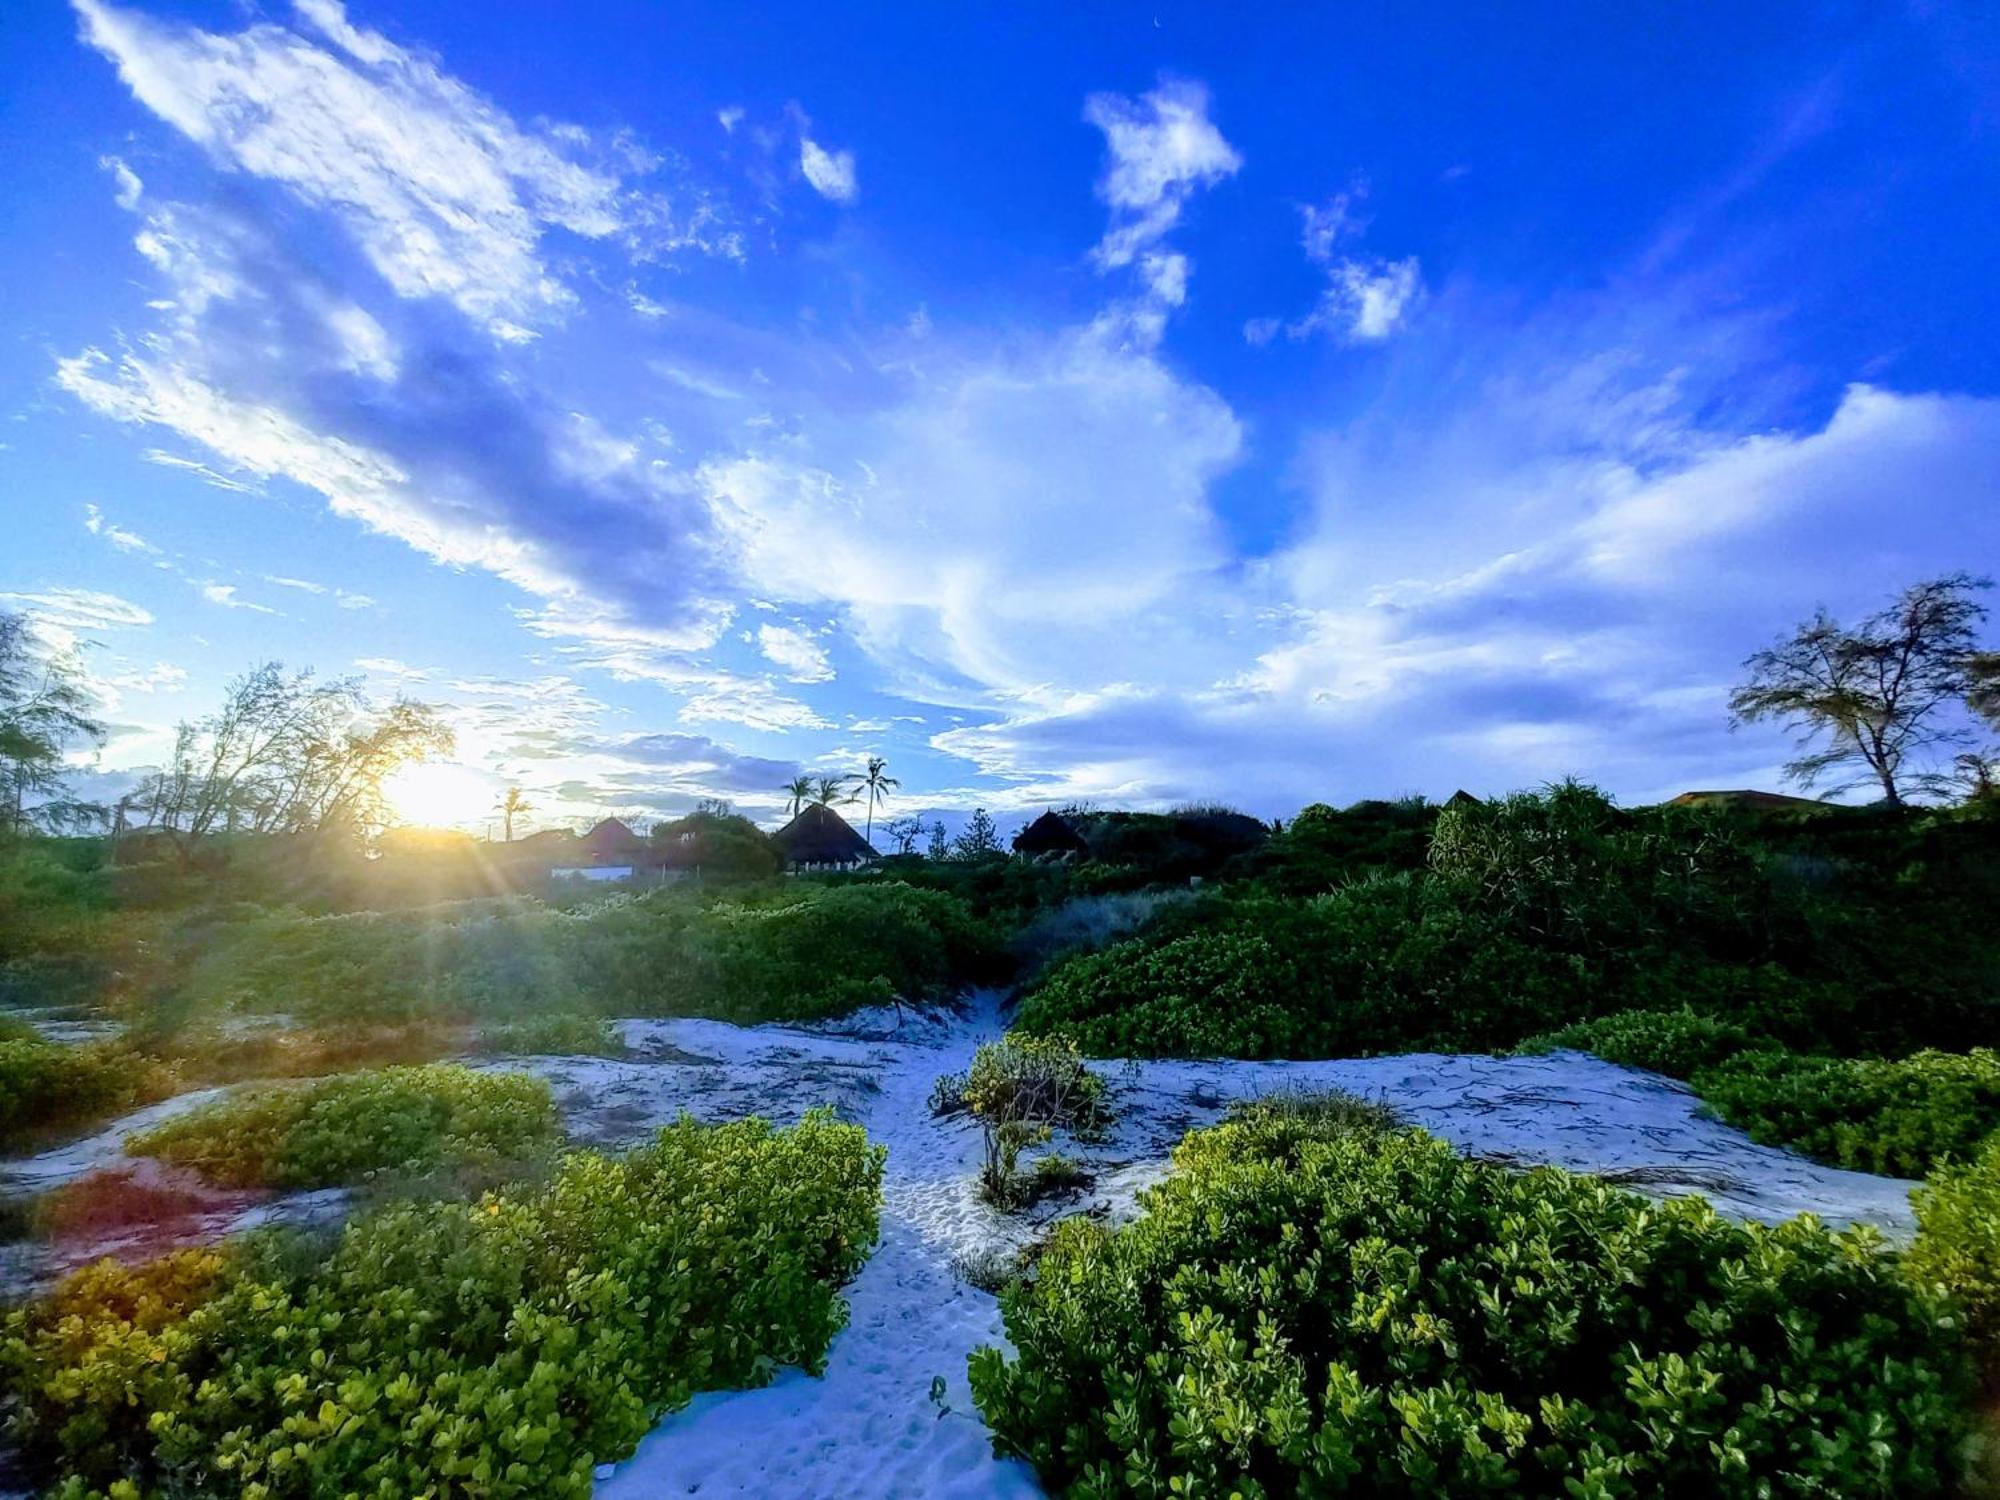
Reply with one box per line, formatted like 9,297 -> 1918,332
575,817 -> 648,863
1444,789 -> 1483,809
1014,810 -> 1090,857
772,803 -> 877,867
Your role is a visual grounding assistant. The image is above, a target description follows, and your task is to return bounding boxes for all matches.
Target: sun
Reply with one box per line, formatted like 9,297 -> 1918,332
382,761 -> 492,829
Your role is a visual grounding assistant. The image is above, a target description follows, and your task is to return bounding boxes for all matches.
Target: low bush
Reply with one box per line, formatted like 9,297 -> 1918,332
125,1064 -> 562,1189
1907,1136 -> 2000,1374
2,1111 -> 884,1497
183,881 -> 1000,1026
478,1012 -> 626,1057
1514,1007 -> 1759,1079
0,1036 -> 176,1150
953,1034 -> 1108,1209
970,1111 -> 1972,1497
1691,1049 -> 2000,1179
962,1034 -> 1108,1132
1016,880 -> 1599,1058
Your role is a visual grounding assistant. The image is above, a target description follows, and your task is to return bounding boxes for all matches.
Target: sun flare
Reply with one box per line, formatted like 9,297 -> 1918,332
382,761 -> 492,829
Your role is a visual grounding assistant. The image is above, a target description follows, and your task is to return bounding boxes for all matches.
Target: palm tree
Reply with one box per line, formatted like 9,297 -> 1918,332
856,755 -> 900,843
812,774 -> 856,807
783,775 -> 815,817
495,786 -> 534,842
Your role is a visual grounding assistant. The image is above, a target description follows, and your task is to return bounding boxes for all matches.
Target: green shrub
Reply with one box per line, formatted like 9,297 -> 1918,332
1515,1007 -> 1758,1079
962,1033 -> 1108,1132
1692,1049 -> 2000,1179
183,881 -> 999,1026
1017,879 -> 1598,1058
970,1114 -> 1972,1497
957,1034 -> 1108,1209
0,1037 -> 175,1150
478,1012 -> 626,1057
3,1111 -> 884,1497
125,1064 -> 562,1189
1907,1136 -> 2000,1372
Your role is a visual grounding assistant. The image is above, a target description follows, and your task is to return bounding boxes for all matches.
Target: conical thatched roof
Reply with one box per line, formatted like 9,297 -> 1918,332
1013,809 -> 1090,857
577,817 -> 647,862
772,803 -> 877,867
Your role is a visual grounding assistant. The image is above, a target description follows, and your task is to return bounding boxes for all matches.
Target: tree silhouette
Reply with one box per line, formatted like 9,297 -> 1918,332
856,755 -> 900,843
1730,574 -> 1991,805
495,786 -> 533,842
812,774 -> 856,807
782,775 -> 815,817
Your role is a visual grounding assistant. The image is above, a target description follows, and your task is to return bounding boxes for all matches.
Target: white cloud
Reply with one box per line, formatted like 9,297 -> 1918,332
704,321 -> 1243,694
717,105 -> 744,134
0,588 -> 155,633
757,622 -> 834,682
1085,78 -> 1240,274
799,136 -> 857,202
198,581 -> 278,613
82,503 -> 159,554
100,153 -> 143,209
101,661 -> 187,694
71,0 -> 723,338
1295,256 -> 1424,343
1252,187 -> 1424,345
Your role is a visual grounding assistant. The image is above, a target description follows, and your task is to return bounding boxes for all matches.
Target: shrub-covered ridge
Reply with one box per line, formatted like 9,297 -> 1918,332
970,1105 -> 1972,1498
4,1110 -> 884,1498
124,1064 -> 562,1189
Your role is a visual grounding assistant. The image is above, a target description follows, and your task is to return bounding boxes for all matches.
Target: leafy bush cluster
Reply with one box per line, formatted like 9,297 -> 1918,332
185,880 -> 999,1026
1018,785 -> 1999,1066
1908,1136 -> 2000,1371
124,1064 -> 562,1189
3,1111 -> 883,1498
0,1033 -> 175,1150
970,1106 -> 1972,1497
1520,1012 -> 2000,1178
1692,1048 -> 2000,1179
1515,1008 -> 1758,1079
1017,877 -> 1599,1058
476,1012 -> 626,1057
938,1034 -> 1108,1208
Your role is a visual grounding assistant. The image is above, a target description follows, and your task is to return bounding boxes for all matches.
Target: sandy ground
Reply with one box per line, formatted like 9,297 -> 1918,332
0,993 -> 1921,1497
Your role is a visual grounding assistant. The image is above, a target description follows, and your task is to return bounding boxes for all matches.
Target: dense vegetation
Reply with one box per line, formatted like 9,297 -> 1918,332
179,880 -> 999,1027
124,1065 -> 562,1190
1020,786 -> 1999,1066
970,1101 -> 1973,1497
0,1024 -> 173,1152
2,1111 -> 882,1497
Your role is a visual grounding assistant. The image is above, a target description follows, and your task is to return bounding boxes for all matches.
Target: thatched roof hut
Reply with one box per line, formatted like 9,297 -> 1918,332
1443,789 -> 1483,809
771,803 -> 877,869
1013,810 -> 1090,859
576,817 -> 649,865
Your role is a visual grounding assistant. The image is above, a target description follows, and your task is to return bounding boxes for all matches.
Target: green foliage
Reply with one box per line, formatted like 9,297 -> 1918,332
3,1111 -> 884,1498
970,1114 -> 1972,1498
1018,878 -> 1598,1058
0,1036 -> 174,1150
478,1012 -> 626,1057
1907,1136 -> 2000,1372
125,1064 -> 562,1189
1691,1049 -> 2000,1179
957,1034 -> 1108,1208
962,1033 -> 1108,1131
1515,1008 -> 1758,1080
183,879 -> 1000,1026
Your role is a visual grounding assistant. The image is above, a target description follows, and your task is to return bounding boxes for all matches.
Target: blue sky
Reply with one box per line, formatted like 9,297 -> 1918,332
4,0 -> 1998,832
